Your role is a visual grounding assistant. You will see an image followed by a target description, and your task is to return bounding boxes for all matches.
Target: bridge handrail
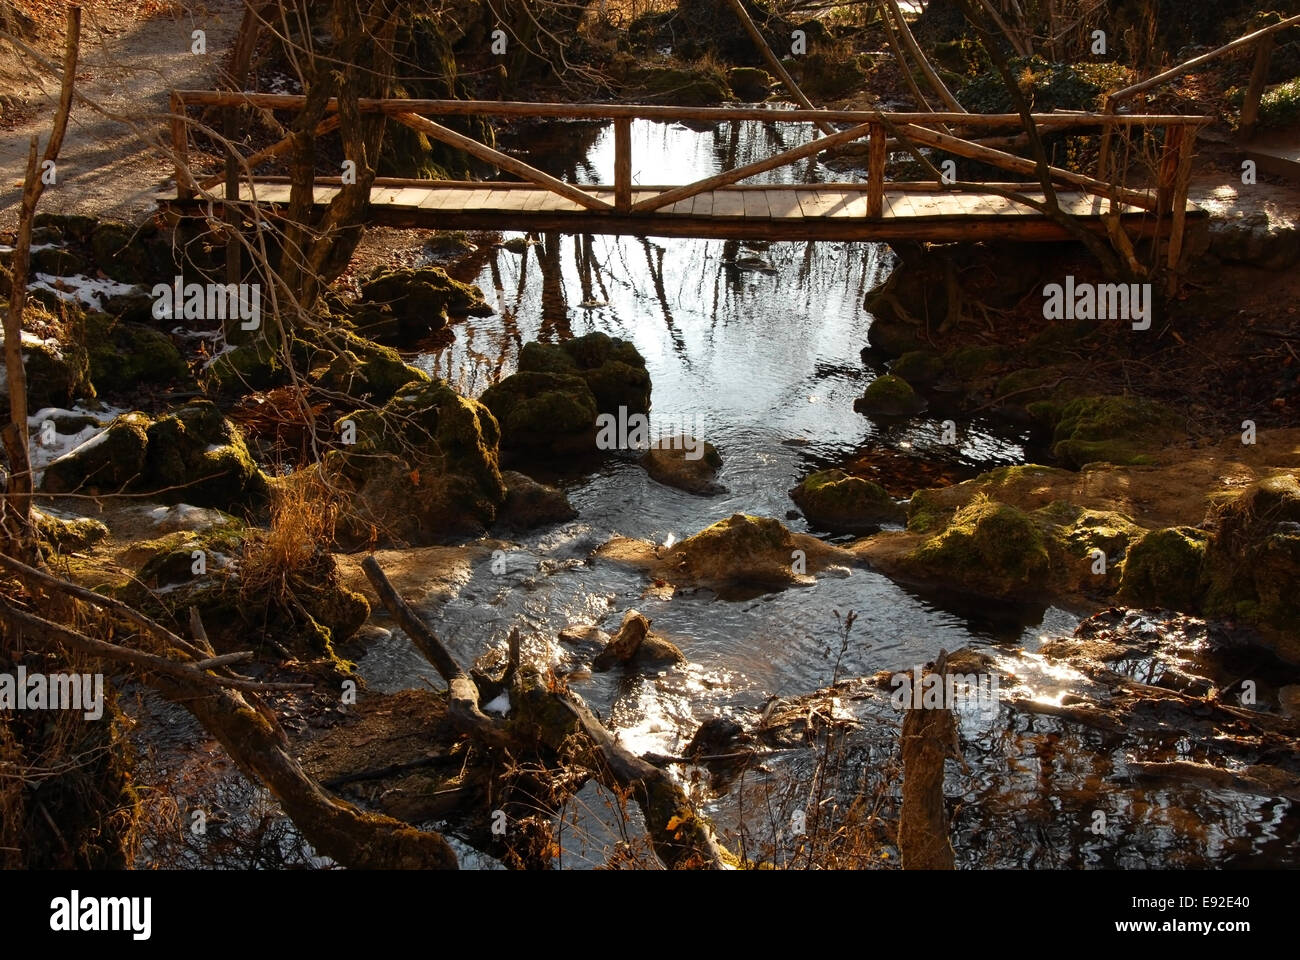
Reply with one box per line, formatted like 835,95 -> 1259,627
170,90 -> 1207,128
169,90 -> 1208,221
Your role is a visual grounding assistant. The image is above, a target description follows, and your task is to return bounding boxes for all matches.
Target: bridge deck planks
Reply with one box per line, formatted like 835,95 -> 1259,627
224,181 -> 1194,242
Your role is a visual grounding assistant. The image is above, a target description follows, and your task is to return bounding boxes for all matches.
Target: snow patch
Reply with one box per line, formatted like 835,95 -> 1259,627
29,273 -> 140,311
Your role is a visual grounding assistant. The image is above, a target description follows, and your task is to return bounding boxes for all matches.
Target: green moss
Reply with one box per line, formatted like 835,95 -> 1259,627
40,412 -> 150,494
1119,526 -> 1208,610
791,469 -> 905,532
1202,475 -> 1300,659
144,401 -> 268,508
18,334 -> 94,411
1035,501 -> 1145,594
727,66 -> 772,100
203,339 -> 286,396
308,331 -> 429,404
944,344 -> 1003,381
34,510 -> 109,554
890,350 -> 944,386
1050,395 -> 1185,468
633,62 -> 735,105
83,313 -> 190,394
854,374 -> 926,417
995,366 -> 1062,403
480,371 -> 599,451
518,332 -> 651,415
906,493 -> 1050,599
328,380 -> 506,543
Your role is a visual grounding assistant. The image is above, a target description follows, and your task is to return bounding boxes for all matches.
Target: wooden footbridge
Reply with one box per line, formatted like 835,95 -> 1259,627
167,92 -> 1207,248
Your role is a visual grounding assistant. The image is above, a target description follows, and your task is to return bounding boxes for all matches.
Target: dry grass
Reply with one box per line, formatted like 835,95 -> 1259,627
240,468 -> 340,600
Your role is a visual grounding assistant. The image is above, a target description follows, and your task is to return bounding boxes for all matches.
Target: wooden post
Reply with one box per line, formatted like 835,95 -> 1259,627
1156,124 -> 1185,216
868,122 -> 886,218
223,105 -> 240,287
170,91 -> 192,199
1239,34 -> 1276,142
614,117 -> 632,213
1165,125 -> 1196,295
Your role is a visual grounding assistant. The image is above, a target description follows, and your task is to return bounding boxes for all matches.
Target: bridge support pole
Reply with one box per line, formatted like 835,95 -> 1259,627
614,118 -> 632,213
170,91 -> 193,199
868,123 -> 886,218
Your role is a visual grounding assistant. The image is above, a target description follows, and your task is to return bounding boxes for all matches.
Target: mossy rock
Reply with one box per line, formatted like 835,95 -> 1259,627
794,51 -> 864,99
1202,475 -> 1300,660
327,380 -> 506,544
308,331 -> 429,405
641,436 -> 724,495
497,470 -> 577,530
994,366 -> 1063,405
904,494 -> 1051,600
40,412 -> 150,495
1049,395 -> 1185,468
632,62 -> 734,105
14,333 -> 94,412
203,339 -> 287,396
791,469 -> 905,533
356,266 -> 491,339
1119,526 -> 1208,611
854,374 -> 927,417
890,350 -> 944,386
30,246 -> 87,276
89,219 -> 163,284
143,401 -> 269,508
945,344 -> 1003,381
34,509 -> 109,554
657,514 -> 843,590
518,332 -> 651,415
122,525 -> 366,667
34,212 -> 98,245
480,370 -> 599,452
83,313 -> 190,394
727,66 -> 772,100
1035,501 -> 1145,595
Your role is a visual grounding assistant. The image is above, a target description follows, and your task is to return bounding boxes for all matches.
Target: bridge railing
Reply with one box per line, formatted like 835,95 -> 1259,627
169,91 -> 1208,223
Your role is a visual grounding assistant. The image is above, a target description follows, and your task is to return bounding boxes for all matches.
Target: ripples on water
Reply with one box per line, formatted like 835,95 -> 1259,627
369,117 -> 1065,741
354,117 -> 1295,867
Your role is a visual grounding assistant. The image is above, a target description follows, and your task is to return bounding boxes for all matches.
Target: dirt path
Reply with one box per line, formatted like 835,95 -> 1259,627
0,0 -> 241,227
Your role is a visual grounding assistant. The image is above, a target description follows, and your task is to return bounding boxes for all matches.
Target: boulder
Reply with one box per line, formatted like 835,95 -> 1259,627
790,468 -> 905,532
640,435 -> 724,495
143,401 -> 268,507
33,508 -> 108,554
307,330 -> 429,405
1047,395 -> 1185,468
590,610 -> 685,671
121,523 -> 367,668
1119,526 -> 1208,611
517,332 -> 651,416
496,470 -> 577,530
40,412 -> 151,494
641,513 -> 856,592
352,267 -> 491,342
727,66 -> 772,100
900,494 -> 1050,601
83,313 -> 190,394
327,379 -> 506,544
480,370 -> 599,453
854,374 -> 927,417
1201,474 -> 1300,662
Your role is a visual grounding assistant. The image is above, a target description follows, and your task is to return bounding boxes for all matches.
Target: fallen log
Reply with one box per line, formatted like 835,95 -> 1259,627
361,554 -> 732,869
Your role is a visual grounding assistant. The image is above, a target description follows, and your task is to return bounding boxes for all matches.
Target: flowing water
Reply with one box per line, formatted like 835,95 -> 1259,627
359,114 -> 1075,758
